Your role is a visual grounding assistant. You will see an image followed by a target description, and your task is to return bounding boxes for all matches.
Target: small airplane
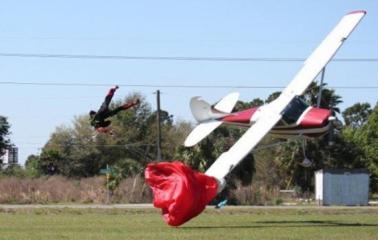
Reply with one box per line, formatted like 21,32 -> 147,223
185,10 -> 366,184
185,92 -> 335,147
145,10 -> 366,227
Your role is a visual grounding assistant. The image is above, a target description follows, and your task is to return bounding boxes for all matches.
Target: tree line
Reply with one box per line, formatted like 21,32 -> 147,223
1,85 -> 377,194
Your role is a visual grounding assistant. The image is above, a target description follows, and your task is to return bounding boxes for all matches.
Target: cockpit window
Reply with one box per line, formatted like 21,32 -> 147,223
281,96 -> 309,125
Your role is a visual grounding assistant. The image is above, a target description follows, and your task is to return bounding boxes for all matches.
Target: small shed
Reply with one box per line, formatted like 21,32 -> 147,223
315,169 -> 369,206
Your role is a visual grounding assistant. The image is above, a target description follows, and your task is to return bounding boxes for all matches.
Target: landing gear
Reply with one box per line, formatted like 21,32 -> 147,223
299,139 -> 313,168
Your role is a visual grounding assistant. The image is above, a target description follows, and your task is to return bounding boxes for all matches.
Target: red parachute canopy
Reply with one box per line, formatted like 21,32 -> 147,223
145,161 -> 218,226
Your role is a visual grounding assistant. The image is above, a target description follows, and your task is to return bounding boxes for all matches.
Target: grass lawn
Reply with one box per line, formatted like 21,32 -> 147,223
0,206 -> 377,240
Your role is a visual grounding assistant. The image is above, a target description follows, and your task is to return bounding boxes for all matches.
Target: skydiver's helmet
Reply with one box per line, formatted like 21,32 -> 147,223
89,110 -> 96,118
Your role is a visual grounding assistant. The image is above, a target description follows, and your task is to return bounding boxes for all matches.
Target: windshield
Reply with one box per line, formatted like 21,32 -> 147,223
282,96 -> 309,124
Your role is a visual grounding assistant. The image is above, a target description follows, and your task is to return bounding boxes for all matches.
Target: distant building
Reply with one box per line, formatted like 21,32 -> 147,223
0,146 -> 19,167
315,169 -> 369,206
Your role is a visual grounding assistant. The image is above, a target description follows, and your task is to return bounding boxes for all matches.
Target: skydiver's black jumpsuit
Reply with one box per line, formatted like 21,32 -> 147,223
90,87 -> 137,129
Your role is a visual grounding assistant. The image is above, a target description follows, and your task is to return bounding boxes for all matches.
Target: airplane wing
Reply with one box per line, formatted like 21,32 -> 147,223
205,10 -> 366,183
280,11 -> 366,104
206,110 -> 282,180
184,121 -> 223,147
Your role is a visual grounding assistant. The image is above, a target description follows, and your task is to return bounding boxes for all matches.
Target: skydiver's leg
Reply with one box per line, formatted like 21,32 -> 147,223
122,99 -> 140,110
105,99 -> 140,118
105,106 -> 125,118
98,86 -> 118,114
104,99 -> 140,118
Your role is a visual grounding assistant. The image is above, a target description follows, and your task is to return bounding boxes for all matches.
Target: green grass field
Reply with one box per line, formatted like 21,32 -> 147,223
0,206 -> 378,240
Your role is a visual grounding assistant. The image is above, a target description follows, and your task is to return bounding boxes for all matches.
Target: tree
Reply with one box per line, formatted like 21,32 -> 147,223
234,98 -> 264,111
25,154 -> 42,177
304,82 -> 343,113
353,102 -> 378,191
1,164 -> 26,177
265,91 -> 281,103
342,102 -> 372,128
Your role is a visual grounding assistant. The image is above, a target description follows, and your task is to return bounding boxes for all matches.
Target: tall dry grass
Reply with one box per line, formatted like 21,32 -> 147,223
0,176 -> 152,204
230,181 -> 281,205
113,175 -> 152,203
0,176 -> 285,205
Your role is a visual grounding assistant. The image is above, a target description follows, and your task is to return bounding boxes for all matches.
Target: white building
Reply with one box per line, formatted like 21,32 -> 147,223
315,169 -> 369,206
0,146 -> 18,167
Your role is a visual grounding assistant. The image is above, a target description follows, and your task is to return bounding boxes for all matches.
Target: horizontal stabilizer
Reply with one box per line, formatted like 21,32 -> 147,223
213,92 -> 240,113
184,121 -> 223,147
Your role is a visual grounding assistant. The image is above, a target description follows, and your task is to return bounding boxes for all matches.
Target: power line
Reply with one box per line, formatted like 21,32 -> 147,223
0,81 -> 377,89
0,52 -> 377,62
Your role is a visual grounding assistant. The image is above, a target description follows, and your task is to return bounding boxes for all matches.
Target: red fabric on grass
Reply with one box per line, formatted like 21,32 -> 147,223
145,161 -> 218,226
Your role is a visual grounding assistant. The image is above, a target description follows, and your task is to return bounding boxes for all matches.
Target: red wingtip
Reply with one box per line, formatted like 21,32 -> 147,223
347,10 -> 367,15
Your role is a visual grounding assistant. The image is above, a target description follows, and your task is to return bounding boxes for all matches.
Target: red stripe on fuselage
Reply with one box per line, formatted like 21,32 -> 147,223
221,107 -> 259,124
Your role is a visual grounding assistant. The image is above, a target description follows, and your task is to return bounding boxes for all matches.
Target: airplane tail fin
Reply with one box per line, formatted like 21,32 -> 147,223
185,92 -> 239,147
190,92 -> 239,122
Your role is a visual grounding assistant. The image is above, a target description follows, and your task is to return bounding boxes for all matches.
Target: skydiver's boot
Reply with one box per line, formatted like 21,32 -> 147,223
107,85 -> 119,97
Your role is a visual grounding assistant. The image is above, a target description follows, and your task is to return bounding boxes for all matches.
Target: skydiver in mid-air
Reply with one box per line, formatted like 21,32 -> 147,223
89,85 -> 140,134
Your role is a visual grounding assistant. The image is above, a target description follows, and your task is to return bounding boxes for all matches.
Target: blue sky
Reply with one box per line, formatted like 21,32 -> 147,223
0,1 -> 377,165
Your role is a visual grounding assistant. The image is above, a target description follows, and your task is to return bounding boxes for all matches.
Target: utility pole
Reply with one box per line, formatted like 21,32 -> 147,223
156,90 -> 162,161
106,164 -> 110,204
